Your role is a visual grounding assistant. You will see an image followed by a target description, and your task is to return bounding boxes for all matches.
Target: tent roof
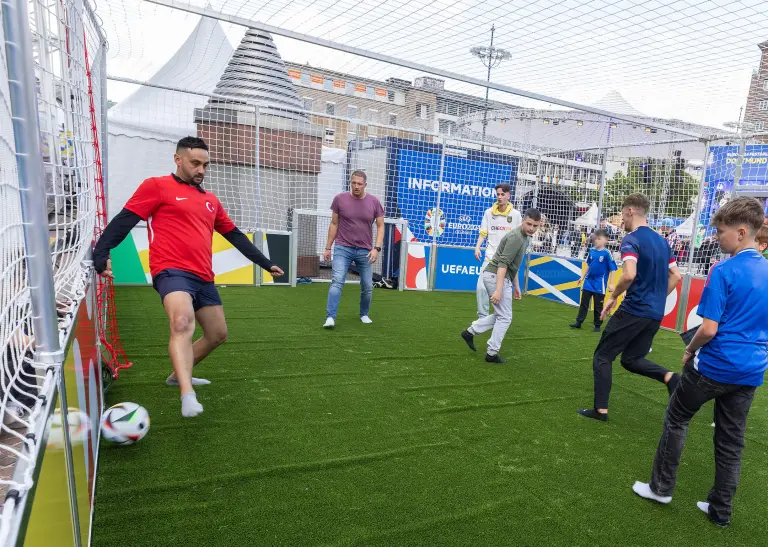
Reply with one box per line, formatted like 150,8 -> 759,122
573,202 -> 599,227
590,91 -> 646,118
108,16 -> 234,136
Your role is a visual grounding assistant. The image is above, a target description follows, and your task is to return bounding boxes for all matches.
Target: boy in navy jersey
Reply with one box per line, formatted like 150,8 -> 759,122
578,193 -> 682,421
632,197 -> 768,528
571,229 -> 617,332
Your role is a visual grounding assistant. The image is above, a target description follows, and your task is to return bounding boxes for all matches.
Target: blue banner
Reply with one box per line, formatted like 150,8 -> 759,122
701,144 -> 768,229
434,247 -> 485,291
433,246 -> 528,292
387,140 -> 518,247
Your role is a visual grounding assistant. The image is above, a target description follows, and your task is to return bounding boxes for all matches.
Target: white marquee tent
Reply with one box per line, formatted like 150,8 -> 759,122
106,16 -> 234,219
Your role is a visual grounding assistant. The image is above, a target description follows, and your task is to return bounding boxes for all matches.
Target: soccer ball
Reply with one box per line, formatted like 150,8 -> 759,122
47,407 -> 90,449
100,402 -> 150,445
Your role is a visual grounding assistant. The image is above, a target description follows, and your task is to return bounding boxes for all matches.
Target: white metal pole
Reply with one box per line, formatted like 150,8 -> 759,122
1,0 -> 81,545
429,138 -> 446,290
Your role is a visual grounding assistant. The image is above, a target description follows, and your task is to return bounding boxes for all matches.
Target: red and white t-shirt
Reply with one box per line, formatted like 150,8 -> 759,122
124,175 -> 236,282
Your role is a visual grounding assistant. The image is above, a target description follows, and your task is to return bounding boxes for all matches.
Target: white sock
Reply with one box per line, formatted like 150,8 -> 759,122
181,392 -> 204,418
632,481 -> 672,504
166,375 -> 211,386
697,501 -> 710,515
360,315 -> 373,324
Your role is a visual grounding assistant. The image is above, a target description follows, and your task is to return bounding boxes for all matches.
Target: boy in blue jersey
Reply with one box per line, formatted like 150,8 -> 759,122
578,193 -> 682,422
632,197 -> 768,528
571,229 -> 617,332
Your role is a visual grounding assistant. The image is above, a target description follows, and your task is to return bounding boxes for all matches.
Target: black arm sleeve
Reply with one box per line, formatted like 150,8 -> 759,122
222,228 -> 275,271
93,208 -> 142,273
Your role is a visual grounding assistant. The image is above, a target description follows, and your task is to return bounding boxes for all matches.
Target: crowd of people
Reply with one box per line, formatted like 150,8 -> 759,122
531,209 -> 768,277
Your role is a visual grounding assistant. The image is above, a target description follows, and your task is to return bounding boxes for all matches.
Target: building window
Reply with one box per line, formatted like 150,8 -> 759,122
438,119 -> 456,135
759,100 -> 768,111
754,121 -> 765,131
416,103 -> 428,119
302,97 -> 313,111
325,101 -> 336,115
764,80 -> 768,91
325,128 -> 336,143
389,113 -> 397,126
368,109 -> 378,122
387,90 -> 395,102
347,105 -> 358,119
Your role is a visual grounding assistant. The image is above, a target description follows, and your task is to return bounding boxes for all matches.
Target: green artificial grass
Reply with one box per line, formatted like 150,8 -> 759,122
92,285 -> 768,546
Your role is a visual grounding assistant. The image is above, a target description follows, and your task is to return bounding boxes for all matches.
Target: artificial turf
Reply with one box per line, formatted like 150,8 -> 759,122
92,285 -> 768,546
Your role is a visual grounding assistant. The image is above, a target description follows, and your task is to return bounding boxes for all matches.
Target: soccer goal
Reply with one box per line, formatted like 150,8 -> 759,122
291,209 -> 408,289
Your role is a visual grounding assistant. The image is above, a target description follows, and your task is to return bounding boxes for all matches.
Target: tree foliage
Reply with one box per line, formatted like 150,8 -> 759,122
602,159 -> 699,219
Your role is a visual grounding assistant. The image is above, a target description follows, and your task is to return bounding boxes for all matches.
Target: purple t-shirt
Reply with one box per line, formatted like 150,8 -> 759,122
331,192 -> 384,250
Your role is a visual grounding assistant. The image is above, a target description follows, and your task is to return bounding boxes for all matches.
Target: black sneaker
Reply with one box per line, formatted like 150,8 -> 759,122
577,408 -> 608,422
593,326 -> 601,333
485,353 -> 506,364
667,372 -> 681,396
570,322 -> 582,329
461,330 -> 476,351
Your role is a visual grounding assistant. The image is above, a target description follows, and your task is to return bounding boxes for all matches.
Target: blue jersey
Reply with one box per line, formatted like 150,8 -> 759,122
583,248 -> 617,295
619,226 -> 676,320
695,248 -> 768,386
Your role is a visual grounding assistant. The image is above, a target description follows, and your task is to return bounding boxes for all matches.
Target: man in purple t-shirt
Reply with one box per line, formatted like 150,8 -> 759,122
322,170 -> 385,328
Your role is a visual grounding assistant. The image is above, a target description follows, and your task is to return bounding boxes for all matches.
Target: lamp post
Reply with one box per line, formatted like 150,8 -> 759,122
470,25 -> 510,150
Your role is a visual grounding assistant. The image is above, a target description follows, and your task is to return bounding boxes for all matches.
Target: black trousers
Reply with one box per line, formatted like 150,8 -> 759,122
592,309 -> 670,409
650,364 -> 756,525
575,289 -> 605,327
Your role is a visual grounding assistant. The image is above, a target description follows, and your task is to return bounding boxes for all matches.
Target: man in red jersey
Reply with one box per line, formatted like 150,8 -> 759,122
94,137 -> 283,417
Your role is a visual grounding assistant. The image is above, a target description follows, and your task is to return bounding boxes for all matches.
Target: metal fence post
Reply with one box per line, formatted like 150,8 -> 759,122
428,137 -> 446,291
254,105 -> 262,233
398,220 -> 408,291
676,140 -> 710,332
1,0 -> 81,544
289,208 -> 298,287
523,153 -> 543,294
597,148 -> 607,221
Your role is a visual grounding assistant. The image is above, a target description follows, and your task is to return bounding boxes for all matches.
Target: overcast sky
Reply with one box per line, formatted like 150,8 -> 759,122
103,0 -> 767,130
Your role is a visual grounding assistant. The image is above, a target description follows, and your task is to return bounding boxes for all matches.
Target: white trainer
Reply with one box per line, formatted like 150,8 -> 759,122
323,317 -> 335,329
632,481 -> 672,504
360,316 -> 373,324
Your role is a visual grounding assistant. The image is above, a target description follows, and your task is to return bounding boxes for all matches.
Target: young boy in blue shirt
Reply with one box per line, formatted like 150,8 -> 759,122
571,229 -> 617,332
632,197 -> 768,528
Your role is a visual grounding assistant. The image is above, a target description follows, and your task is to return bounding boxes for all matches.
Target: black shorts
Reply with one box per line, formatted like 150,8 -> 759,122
152,269 -> 222,311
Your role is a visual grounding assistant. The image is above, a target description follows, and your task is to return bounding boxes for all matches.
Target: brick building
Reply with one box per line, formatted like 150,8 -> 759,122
284,62 -> 516,148
744,40 -> 768,140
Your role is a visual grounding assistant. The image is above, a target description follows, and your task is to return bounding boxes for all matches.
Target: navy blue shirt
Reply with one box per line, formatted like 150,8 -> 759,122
695,248 -> 768,386
619,226 -> 676,320
583,248 -> 617,295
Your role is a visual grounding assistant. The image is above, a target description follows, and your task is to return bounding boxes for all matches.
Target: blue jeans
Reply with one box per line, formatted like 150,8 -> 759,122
325,245 -> 373,319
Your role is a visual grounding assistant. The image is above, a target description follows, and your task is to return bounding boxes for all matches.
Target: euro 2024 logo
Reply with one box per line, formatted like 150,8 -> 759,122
424,208 -> 446,237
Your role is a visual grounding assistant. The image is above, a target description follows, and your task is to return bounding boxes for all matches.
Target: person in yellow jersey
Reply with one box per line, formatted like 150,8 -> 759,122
474,183 -> 522,318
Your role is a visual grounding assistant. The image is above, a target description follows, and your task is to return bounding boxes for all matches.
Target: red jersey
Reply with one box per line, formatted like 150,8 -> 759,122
124,174 -> 236,282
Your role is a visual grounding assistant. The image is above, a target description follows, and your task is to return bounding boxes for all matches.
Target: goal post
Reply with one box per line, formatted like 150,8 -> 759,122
291,209 -> 408,290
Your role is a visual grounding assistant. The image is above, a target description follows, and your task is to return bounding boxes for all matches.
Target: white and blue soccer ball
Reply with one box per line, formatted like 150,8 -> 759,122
100,402 -> 150,445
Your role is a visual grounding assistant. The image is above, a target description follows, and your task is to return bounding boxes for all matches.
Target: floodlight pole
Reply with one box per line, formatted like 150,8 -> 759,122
471,25 -> 510,151
481,25 -> 495,149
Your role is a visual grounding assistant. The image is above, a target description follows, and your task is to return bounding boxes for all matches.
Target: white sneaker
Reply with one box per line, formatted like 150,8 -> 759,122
632,481 -> 672,504
360,316 -> 373,324
323,317 -> 335,329
3,402 -> 28,429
